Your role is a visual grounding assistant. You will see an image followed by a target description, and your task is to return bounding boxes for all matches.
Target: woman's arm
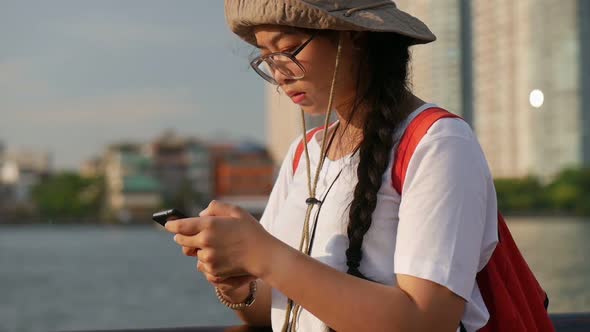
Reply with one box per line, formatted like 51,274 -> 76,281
169,200 -> 466,332
258,237 -> 465,332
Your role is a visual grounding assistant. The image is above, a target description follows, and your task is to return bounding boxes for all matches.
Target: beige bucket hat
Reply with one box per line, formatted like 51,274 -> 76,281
225,0 -> 436,46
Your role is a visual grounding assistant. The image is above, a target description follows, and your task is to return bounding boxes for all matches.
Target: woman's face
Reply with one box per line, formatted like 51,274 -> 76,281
253,25 -> 359,116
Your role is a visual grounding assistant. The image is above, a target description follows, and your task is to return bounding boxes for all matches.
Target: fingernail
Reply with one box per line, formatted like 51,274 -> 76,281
173,234 -> 178,242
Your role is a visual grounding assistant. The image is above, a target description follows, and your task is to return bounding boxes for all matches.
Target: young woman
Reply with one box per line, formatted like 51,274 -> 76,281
165,1 -> 518,331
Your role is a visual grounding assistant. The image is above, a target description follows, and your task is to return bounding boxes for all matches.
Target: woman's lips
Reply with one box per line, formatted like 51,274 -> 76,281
290,92 -> 306,104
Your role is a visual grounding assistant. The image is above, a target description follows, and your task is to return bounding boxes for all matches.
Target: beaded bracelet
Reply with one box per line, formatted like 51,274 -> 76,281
215,280 -> 257,310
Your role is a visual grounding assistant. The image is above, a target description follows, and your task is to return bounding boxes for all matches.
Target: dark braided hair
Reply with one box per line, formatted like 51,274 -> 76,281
323,31 -> 413,332
321,31 -> 413,332
343,32 -> 413,279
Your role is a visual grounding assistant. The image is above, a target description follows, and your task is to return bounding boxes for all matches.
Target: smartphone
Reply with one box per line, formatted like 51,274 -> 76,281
152,208 -> 188,226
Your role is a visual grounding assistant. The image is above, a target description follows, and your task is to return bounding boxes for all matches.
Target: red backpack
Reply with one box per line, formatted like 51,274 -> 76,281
292,107 -> 555,331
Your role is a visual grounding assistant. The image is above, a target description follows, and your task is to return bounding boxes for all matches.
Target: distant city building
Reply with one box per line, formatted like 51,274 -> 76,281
147,130 -> 213,211
103,143 -> 162,223
80,157 -> 103,179
394,0 -> 589,180
210,142 -> 275,215
472,0 -> 589,179
0,141 -> 5,163
2,149 -> 52,175
0,142 -> 6,213
396,0 -> 466,119
0,149 -> 51,207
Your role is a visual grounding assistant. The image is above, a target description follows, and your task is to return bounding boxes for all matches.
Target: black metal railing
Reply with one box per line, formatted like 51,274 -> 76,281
61,312 -> 590,332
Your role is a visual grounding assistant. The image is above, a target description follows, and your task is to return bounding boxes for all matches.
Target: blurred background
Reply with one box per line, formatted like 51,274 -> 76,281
0,0 -> 589,331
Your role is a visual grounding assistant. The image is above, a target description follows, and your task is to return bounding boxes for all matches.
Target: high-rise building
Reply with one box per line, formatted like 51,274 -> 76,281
396,0 -> 469,121
398,0 -> 589,179
472,0 -> 589,179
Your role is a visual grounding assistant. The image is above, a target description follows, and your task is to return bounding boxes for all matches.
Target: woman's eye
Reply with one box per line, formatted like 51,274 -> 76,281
280,46 -> 298,53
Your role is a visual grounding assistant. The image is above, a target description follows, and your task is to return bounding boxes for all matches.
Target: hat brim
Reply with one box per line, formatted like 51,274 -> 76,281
225,0 -> 436,47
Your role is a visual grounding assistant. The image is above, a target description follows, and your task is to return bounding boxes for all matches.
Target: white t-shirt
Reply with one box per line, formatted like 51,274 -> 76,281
259,103 -> 499,332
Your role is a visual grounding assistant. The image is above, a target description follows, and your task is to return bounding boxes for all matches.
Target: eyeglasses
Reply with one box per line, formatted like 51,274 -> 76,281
250,33 -> 317,85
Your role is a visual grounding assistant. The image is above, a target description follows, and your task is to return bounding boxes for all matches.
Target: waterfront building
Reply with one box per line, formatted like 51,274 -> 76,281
103,143 -> 162,223
211,142 -> 274,196
0,148 -> 51,209
147,131 -> 213,211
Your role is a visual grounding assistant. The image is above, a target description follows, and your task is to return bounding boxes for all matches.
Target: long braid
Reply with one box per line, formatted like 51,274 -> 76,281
345,33 -> 412,279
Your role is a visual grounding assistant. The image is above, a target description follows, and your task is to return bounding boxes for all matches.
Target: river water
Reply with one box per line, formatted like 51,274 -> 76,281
0,217 -> 588,332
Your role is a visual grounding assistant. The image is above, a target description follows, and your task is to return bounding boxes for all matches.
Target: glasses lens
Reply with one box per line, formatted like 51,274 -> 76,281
270,54 -> 305,78
254,54 -> 305,84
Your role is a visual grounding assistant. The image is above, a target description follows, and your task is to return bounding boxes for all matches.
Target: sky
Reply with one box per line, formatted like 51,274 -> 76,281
0,0 -> 266,170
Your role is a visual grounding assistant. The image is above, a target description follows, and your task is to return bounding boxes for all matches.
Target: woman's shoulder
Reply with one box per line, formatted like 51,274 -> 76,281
392,105 -> 476,146
405,108 -> 493,179
400,103 -> 475,142
390,104 -> 490,169
424,114 -> 474,142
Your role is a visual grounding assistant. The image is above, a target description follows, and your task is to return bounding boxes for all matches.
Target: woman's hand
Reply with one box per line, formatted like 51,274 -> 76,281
172,202 -> 259,302
165,200 -> 276,281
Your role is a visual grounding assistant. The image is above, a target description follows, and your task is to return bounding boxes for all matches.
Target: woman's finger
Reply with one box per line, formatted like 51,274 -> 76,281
182,246 -> 198,256
174,232 -> 207,248
204,272 -> 226,284
197,260 -> 205,273
201,200 -> 245,219
196,248 -> 215,265
165,217 -> 211,235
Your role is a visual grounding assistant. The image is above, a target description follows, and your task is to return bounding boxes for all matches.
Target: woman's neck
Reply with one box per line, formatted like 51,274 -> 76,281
327,93 -> 425,160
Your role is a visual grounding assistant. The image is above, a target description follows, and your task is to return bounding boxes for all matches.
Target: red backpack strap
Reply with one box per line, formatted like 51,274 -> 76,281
292,126 -> 325,174
392,107 -> 462,193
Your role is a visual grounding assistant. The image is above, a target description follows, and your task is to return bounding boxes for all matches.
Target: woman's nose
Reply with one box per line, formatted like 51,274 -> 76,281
272,67 -> 290,86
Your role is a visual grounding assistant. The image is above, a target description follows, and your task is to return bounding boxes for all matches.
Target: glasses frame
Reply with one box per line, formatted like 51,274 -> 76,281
250,32 -> 317,85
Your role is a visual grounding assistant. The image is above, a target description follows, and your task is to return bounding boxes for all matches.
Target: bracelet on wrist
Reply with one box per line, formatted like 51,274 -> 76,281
215,280 -> 257,310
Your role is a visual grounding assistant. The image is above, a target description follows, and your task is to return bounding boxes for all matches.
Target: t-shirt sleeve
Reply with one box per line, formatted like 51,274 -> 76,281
258,139 -> 299,233
393,122 -> 495,301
